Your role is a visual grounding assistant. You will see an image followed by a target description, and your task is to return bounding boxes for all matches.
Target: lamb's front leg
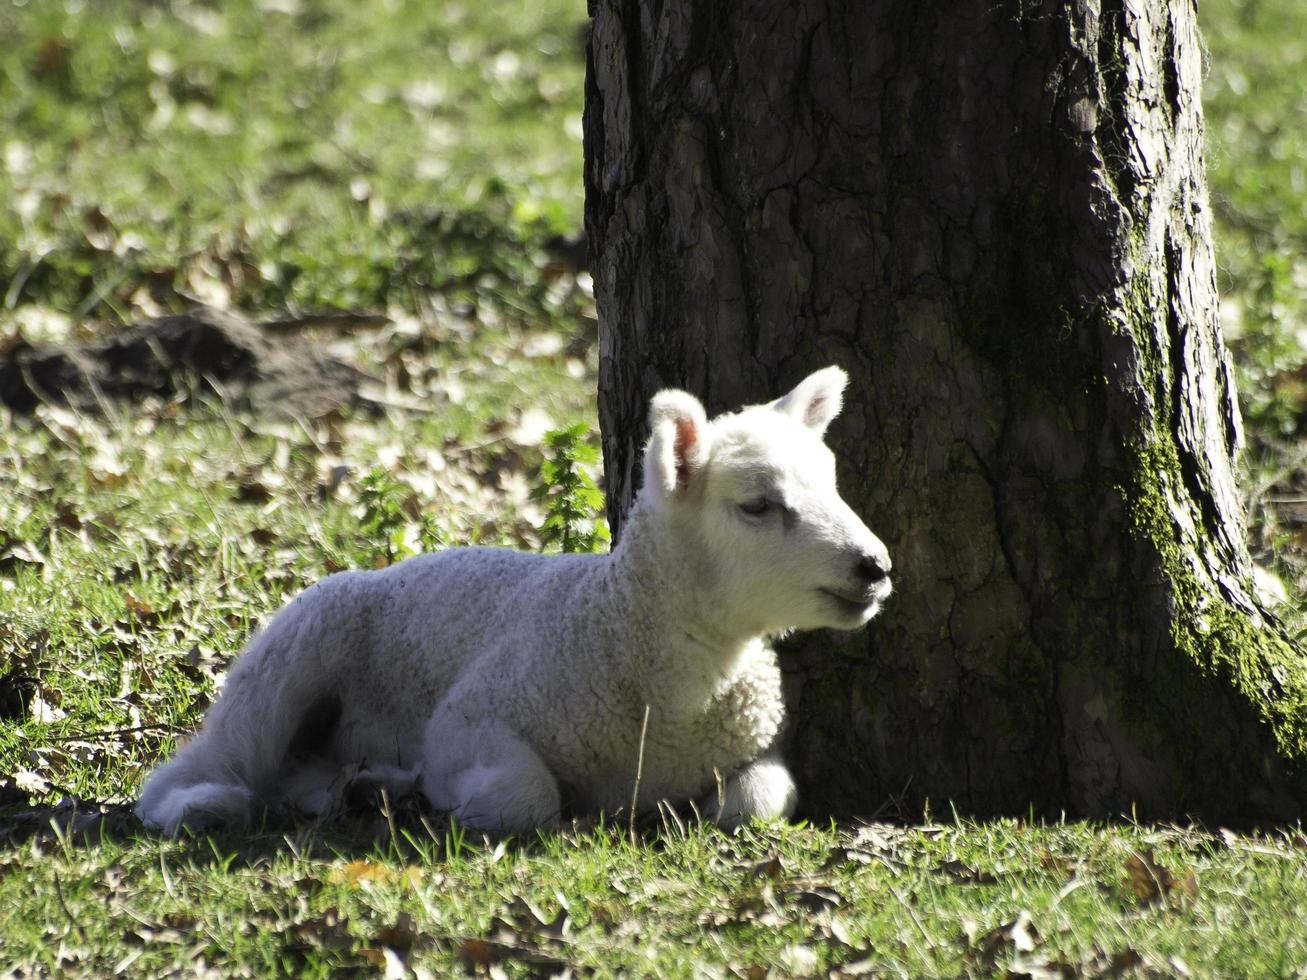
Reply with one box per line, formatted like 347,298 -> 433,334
420,706 -> 560,834
700,754 -> 797,828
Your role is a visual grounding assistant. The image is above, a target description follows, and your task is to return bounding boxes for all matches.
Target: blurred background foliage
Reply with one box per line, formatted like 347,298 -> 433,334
1207,0 -> 1307,436
0,0 -> 587,325
1204,0 -> 1307,618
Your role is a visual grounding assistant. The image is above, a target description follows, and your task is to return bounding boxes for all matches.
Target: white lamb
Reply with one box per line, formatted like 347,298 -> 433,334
136,366 -> 892,835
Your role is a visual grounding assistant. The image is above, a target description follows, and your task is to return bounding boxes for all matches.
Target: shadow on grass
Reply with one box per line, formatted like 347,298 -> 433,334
0,784 -> 719,869
0,787 -> 470,866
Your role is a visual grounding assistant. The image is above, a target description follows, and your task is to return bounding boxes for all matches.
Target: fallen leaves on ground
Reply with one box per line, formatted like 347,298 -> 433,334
289,906 -> 353,951
359,911 -> 425,975
1123,849 -> 1199,907
122,911 -> 197,947
963,906 -> 1154,979
965,908 -> 1041,965
933,858 -> 1000,885
450,894 -> 576,976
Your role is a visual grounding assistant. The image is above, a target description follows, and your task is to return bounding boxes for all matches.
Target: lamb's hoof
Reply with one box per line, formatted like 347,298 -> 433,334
344,765 -> 419,811
136,782 -> 254,837
701,759 -> 798,829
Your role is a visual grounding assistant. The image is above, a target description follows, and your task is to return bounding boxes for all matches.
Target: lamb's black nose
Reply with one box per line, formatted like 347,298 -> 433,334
856,550 -> 892,584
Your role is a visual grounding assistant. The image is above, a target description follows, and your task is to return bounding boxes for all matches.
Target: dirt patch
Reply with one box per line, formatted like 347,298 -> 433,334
0,307 -> 373,418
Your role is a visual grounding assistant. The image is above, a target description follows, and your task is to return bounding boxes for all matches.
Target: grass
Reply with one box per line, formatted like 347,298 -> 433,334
0,0 -> 587,326
5,815 -> 1307,976
2,0 -> 1307,975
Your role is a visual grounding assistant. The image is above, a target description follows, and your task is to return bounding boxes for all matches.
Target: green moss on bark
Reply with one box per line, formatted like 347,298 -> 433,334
1107,223 -> 1307,812
1126,435 -> 1307,762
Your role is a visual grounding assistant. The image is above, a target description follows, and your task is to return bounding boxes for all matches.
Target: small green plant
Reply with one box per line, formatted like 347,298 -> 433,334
532,423 -> 610,554
357,469 -> 445,566
358,469 -> 411,564
416,512 -> 448,553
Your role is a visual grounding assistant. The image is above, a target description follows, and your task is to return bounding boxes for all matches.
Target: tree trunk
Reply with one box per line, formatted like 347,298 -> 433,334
584,0 -> 1307,822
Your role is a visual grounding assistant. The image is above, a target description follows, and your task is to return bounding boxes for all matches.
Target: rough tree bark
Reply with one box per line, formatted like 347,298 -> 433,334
584,0 -> 1307,821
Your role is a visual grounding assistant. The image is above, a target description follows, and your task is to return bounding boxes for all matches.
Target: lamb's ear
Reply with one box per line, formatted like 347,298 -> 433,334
643,389 -> 710,499
769,366 -> 848,435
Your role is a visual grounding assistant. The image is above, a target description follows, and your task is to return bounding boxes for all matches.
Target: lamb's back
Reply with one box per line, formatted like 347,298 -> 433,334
368,546 -> 602,678
254,547 -> 601,758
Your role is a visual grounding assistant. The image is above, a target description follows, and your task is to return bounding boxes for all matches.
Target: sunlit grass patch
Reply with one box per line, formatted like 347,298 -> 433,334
0,0 -> 588,324
2,812 -> 1305,975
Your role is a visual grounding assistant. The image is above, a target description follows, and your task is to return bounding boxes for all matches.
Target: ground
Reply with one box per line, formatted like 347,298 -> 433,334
0,0 -> 1305,975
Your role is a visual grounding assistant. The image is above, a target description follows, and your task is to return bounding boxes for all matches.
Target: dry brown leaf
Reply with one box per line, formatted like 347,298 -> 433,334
1096,947 -> 1144,977
967,909 -> 1040,966
2,541 -> 47,568
1003,951 -> 1082,979
495,896 -> 569,943
451,930 -> 568,974
122,917 -> 192,946
29,688 -> 65,723
824,846 -> 874,869
699,895 -> 761,929
849,822 -> 909,852
357,947 -> 386,968
290,906 -> 352,950
1037,849 -> 1079,878
455,937 -> 500,970
235,479 -> 274,504
776,944 -> 818,976
1124,849 -> 1198,906
792,886 -> 843,913
82,206 -> 117,252
124,592 -> 157,619
86,449 -> 129,487
934,858 -> 1000,885
373,911 -> 419,953
1167,953 -> 1194,976
831,955 -> 881,978
358,945 -> 409,977
13,768 -> 51,795
825,913 -> 856,949
49,503 -> 85,531
328,859 -> 421,888
251,526 -> 279,545
745,855 -> 784,880
0,327 -> 22,359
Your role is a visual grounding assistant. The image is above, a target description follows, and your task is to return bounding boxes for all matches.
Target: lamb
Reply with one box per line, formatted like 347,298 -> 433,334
135,366 -> 893,835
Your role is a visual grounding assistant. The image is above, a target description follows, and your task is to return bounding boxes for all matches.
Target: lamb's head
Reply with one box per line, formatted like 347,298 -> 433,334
641,366 -> 892,636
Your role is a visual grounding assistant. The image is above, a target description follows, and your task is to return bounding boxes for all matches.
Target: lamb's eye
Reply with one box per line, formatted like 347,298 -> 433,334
739,498 -> 772,517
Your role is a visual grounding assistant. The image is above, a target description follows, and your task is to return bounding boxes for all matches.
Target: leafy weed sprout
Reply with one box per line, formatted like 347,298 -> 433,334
357,469 -> 445,566
533,423 -> 610,554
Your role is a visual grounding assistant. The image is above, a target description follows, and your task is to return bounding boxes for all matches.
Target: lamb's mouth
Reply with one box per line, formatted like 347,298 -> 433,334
818,587 -> 882,620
